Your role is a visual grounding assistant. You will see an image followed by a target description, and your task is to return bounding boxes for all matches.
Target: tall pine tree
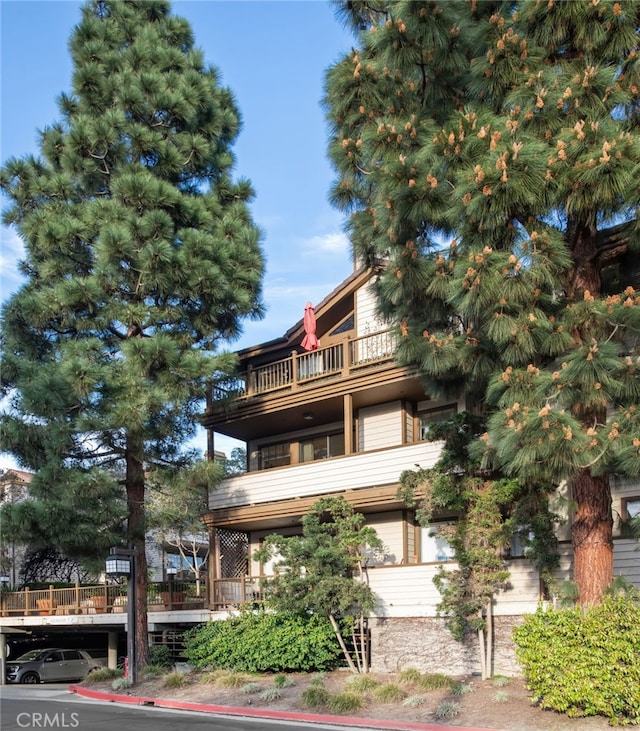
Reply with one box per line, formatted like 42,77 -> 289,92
325,0 -> 640,605
1,0 -> 264,667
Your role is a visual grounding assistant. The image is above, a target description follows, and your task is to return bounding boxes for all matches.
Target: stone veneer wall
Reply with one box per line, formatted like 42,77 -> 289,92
369,615 -> 525,676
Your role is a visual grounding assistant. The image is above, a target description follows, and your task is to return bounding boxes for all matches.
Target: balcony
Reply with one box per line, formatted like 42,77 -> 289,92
210,329 -> 399,404
0,581 -> 207,618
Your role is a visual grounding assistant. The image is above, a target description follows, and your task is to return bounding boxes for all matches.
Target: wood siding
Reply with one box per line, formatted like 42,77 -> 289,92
209,441 -> 443,511
365,511 -> 405,566
359,401 -> 403,451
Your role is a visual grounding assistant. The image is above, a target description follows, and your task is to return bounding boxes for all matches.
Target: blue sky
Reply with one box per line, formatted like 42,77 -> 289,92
0,1 -> 357,464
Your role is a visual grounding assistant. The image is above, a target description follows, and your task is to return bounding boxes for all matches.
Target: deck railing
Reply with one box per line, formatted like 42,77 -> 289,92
0,580 -> 207,617
211,329 -> 398,402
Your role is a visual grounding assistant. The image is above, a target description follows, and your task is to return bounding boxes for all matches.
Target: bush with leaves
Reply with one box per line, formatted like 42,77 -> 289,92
514,592 -> 640,724
183,610 -> 342,673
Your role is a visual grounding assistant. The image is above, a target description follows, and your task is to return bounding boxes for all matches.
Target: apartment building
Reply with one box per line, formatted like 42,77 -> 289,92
201,266 -> 640,675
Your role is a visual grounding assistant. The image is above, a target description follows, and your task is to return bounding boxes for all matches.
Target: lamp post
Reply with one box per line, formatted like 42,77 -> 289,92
105,548 -> 137,684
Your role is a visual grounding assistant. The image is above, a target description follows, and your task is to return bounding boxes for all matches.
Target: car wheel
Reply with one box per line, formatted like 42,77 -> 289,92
20,672 -> 40,684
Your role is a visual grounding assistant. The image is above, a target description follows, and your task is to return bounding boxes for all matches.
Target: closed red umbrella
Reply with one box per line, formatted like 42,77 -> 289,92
301,301 -> 319,351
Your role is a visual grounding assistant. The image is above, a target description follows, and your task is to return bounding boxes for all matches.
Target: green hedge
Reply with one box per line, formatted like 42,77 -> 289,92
513,594 -> 640,725
183,611 -> 342,673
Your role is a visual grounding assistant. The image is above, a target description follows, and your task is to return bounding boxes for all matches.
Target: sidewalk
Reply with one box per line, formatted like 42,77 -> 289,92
69,684 -> 499,731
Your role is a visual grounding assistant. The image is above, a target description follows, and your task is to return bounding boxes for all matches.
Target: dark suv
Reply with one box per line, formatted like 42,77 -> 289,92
5,648 -> 103,684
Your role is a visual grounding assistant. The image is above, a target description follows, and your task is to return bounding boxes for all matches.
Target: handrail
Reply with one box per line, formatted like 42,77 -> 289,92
210,329 -> 398,403
0,580 -> 208,617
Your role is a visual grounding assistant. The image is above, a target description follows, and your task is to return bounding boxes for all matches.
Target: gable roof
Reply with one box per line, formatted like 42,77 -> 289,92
236,266 -> 373,361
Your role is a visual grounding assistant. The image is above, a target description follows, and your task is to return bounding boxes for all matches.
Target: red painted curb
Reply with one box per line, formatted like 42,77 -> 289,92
69,684 -> 499,731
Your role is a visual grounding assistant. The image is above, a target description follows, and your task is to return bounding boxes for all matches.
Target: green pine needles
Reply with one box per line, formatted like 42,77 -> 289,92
325,0 -> 640,606
1,0 -> 264,666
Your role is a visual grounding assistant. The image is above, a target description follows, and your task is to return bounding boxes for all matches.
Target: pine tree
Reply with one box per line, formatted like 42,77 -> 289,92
0,0 -> 264,668
325,0 -> 640,605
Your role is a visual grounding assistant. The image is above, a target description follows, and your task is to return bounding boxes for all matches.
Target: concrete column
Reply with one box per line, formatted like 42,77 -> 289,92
107,630 -> 118,670
0,632 -> 6,686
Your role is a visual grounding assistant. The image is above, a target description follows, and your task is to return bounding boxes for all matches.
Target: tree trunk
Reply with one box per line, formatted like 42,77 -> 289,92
485,599 -> 493,680
126,433 -> 150,671
570,469 -> 613,606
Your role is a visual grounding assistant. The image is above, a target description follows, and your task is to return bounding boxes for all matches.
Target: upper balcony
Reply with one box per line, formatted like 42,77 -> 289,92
203,330 -> 424,442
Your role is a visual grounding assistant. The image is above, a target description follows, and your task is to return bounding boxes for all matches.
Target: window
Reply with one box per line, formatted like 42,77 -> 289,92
419,524 -> 455,563
510,528 -> 535,558
330,314 -> 354,336
259,442 -> 291,470
623,497 -> 640,521
418,404 -> 457,440
300,433 -> 345,463
64,650 -> 82,660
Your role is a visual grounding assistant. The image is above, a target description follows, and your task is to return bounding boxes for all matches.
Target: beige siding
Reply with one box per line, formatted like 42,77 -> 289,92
368,561 -> 546,618
209,441 -> 444,510
368,565 -> 443,617
355,282 -> 387,337
614,539 -> 640,586
248,526 -> 300,576
364,512 -> 404,566
494,559 -> 543,612
359,401 -> 403,451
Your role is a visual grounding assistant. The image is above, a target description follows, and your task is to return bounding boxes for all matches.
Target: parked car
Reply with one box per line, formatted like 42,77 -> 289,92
5,648 -> 103,684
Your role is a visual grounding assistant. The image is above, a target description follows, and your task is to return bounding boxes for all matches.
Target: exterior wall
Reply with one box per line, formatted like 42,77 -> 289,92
367,562 -> 545,620
614,539 -> 640,585
358,401 -> 403,451
355,282 -> 387,337
209,441 -> 443,511
369,615 -> 523,676
364,512 -> 405,566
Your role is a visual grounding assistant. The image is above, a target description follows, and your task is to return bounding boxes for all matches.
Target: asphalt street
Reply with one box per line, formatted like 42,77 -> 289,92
0,685 -> 354,731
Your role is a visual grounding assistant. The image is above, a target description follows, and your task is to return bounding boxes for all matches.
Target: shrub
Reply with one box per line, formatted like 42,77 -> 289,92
450,681 -> 472,696
84,667 -> 123,684
141,664 -> 165,680
417,673 -> 453,691
434,700 -> 460,720
327,692 -> 363,714
514,594 -> 640,724
273,673 -> 295,688
184,611 -> 341,673
402,694 -> 428,708
373,683 -> 407,703
149,644 -> 173,669
216,671 -> 253,688
344,674 -> 379,692
397,667 -> 422,684
241,682 -> 262,694
163,671 -> 188,688
301,685 -> 330,710
260,688 -> 282,702
111,676 -> 131,692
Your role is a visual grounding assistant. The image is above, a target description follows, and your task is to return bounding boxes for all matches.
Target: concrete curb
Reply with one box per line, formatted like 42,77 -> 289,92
69,684 -> 499,731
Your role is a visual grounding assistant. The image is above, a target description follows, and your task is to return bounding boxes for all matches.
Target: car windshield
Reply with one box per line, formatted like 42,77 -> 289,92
15,650 -> 51,662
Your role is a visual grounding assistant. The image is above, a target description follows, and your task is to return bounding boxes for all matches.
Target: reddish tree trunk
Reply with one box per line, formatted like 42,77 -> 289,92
127,434 -> 150,671
570,469 -> 613,606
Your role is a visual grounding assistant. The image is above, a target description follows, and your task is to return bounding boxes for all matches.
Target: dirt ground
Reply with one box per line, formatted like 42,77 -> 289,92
86,669 -> 616,731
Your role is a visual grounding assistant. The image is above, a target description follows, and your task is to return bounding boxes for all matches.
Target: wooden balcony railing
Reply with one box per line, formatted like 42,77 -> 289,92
0,581 -> 207,617
210,576 -> 263,611
211,329 -> 398,403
